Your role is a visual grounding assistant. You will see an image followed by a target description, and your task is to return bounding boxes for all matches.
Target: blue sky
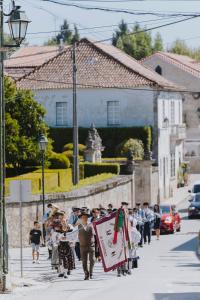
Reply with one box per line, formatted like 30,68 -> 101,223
7,0 -> 200,49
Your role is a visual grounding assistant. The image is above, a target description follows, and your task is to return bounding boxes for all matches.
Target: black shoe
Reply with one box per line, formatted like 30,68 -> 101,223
84,273 -> 89,280
58,273 -> 64,278
90,274 -> 93,279
117,273 -> 121,277
67,270 -> 71,275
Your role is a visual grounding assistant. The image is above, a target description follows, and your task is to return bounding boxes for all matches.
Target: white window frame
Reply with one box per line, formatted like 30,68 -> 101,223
56,102 -> 68,126
107,101 -> 120,126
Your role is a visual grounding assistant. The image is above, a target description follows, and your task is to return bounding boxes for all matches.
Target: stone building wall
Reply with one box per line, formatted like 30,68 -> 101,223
6,175 -> 134,248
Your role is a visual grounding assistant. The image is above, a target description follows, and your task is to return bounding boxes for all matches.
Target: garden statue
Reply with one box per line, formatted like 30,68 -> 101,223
84,123 -> 104,163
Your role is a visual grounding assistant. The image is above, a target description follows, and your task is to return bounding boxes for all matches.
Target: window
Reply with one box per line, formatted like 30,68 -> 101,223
107,101 -> 120,126
56,102 -> 67,126
179,101 -> 181,123
170,101 -> 175,124
170,152 -> 175,177
155,65 -> 162,75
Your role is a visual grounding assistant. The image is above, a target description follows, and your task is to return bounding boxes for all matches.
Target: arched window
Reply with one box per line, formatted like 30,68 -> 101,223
155,65 -> 162,75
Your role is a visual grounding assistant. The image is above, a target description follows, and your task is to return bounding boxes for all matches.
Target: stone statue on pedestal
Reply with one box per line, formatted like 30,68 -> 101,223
84,123 -> 104,163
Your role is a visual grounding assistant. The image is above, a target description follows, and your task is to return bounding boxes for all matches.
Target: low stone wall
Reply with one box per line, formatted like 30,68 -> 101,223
6,175 -> 134,247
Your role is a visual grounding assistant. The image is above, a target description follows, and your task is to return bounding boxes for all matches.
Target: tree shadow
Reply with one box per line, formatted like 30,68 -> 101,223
154,293 -> 200,300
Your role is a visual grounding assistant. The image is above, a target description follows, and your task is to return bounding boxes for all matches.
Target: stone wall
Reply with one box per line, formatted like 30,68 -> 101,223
6,175 -> 134,248
187,156 -> 200,174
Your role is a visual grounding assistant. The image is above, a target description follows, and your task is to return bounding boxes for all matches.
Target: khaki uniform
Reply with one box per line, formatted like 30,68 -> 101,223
78,224 -> 95,276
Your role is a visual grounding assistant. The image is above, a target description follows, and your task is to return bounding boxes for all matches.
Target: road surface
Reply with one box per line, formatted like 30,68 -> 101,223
3,196 -> 200,300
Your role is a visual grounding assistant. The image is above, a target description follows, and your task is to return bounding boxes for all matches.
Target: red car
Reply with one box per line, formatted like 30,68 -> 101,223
160,204 -> 181,234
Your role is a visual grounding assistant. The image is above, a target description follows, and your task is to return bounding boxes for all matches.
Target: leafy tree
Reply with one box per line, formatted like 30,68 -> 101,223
168,39 -> 200,60
5,77 -> 51,170
113,20 -> 164,60
153,33 -> 164,52
45,20 -> 80,45
116,138 -> 144,159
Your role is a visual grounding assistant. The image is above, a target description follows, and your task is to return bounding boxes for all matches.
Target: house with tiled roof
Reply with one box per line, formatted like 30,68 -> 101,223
142,52 -> 200,172
5,45 -> 68,80
16,39 -> 185,200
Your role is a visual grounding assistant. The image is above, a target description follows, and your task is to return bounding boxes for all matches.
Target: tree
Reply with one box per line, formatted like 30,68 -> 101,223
113,20 -> 164,60
5,77 -> 51,170
45,20 -> 80,45
153,33 -> 164,52
169,39 -> 191,56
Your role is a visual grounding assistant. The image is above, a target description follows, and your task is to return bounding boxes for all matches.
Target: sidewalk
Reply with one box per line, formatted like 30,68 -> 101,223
164,174 -> 199,205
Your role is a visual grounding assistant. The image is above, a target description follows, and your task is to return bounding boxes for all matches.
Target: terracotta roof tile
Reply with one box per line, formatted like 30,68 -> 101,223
16,39 -> 181,91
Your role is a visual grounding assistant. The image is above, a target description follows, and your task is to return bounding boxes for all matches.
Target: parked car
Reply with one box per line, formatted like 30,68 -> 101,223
188,193 -> 200,219
160,204 -> 181,234
188,181 -> 200,196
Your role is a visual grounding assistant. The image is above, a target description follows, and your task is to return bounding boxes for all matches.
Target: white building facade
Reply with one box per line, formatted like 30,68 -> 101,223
15,39 -> 185,201
142,52 -> 200,172
34,87 -> 184,200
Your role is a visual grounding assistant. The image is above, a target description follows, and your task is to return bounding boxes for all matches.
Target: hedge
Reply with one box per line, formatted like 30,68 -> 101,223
49,153 -> 70,169
82,162 -> 120,178
5,169 -> 72,195
49,126 -> 152,157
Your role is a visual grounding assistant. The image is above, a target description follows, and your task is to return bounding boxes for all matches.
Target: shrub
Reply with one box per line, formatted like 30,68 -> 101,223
83,162 -> 120,178
49,153 -> 70,169
116,138 -> 144,159
63,143 -> 86,155
50,127 -> 152,157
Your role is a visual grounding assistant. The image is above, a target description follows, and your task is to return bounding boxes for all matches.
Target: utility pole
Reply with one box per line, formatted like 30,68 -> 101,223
0,0 -> 5,291
72,42 -> 79,185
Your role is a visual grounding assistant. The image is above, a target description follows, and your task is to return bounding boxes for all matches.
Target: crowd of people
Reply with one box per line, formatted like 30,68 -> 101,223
29,201 -> 162,280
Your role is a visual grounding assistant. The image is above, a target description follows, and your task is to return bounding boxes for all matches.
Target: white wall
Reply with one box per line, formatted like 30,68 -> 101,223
157,92 -> 184,200
34,88 -> 154,128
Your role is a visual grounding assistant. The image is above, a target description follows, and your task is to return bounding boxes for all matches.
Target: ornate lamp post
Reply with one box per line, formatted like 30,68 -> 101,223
0,1 -> 30,291
38,134 -> 48,244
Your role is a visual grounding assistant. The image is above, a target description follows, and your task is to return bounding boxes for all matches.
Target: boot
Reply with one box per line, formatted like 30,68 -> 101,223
84,271 -> 89,280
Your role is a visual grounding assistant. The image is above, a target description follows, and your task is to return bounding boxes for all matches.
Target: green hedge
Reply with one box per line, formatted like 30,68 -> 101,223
49,126 -> 152,157
82,162 -> 120,178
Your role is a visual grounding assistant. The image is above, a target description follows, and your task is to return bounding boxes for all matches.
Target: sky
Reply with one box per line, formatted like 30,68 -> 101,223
5,0 -> 200,49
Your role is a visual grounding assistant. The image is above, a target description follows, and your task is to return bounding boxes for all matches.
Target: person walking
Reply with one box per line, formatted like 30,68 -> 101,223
154,204 -> 162,240
57,224 -> 75,278
78,211 -> 95,280
143,202 -> 154,245
90,209 -> 101,261
135,203 -> 145,247
29,221 -> 43,264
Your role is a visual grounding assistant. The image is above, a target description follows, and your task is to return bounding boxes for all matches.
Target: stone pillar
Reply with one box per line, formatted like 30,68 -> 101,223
135,160 -> 156,206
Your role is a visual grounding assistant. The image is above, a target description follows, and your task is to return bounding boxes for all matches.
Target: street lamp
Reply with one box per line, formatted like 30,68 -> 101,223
6,7 -> 31,46
0,0 -> 30,292
38,134 -> 48,244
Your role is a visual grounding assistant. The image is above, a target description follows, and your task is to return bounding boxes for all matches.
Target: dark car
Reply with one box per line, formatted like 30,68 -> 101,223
188,193 -> 200,219
160,204 -> 181,234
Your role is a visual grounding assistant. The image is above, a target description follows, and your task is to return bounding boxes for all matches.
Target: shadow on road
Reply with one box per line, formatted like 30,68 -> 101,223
154,293 -> 200,300
171,236 -> 197,252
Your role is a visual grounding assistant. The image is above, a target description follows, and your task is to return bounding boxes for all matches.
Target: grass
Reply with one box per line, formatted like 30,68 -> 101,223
5,169 -> 115,196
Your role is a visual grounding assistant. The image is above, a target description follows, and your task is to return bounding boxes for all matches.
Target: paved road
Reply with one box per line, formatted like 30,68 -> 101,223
3,196 -> 200,300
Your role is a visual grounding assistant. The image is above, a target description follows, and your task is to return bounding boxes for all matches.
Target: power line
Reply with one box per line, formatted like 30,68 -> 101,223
17,75 -> 199,94
95,15 -> 200,43
26,15 -> 179,36
40,0 -> 200,17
